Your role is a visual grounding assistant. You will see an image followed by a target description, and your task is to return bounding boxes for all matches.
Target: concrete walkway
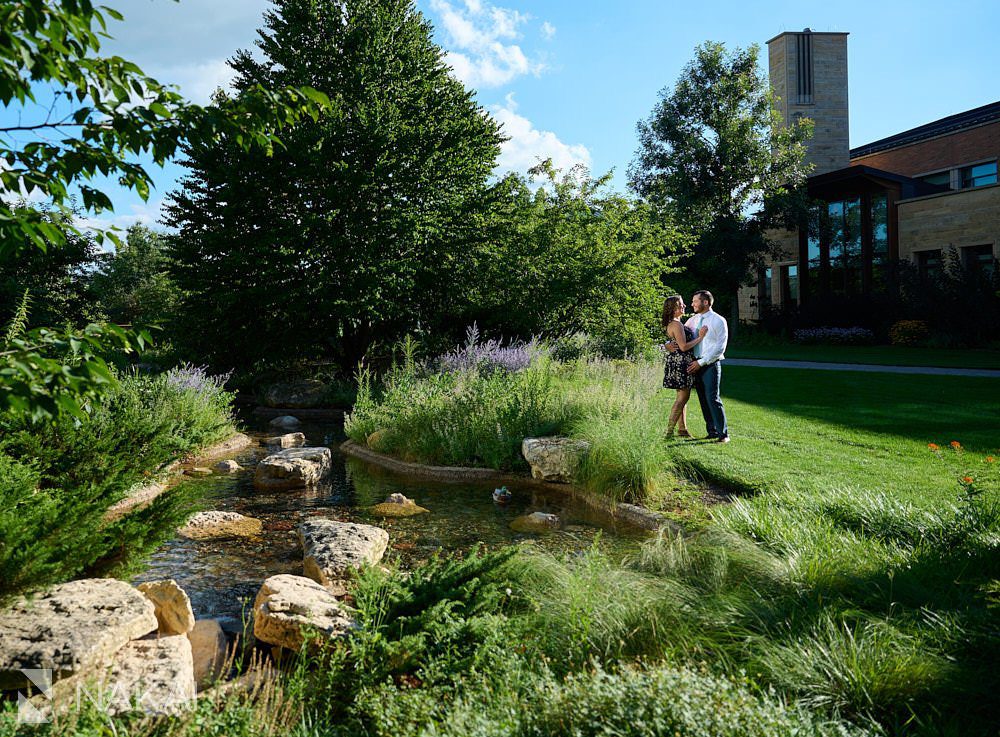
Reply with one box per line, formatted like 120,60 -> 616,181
726,358 -> 1000,378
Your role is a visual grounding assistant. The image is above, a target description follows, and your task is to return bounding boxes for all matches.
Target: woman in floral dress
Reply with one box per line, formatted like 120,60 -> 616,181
662,295 -> 707,438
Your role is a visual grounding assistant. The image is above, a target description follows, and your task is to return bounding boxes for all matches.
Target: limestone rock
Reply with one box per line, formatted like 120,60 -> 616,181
521,437 -> 591,483
185,467 -> 213,477
137,580 -> 195,636
269,415 -> 301,430
178,511 -> 263,540
264,432 -> 306,449
198,433 -> 254,459
263,380 -> 328,409
0,579 -> 157,689
370,493 -> 429,517
101,635 -> 196,715
253,575 -> 354,651
510,512 -> 561,534
213,459 -> 242,474
300,519 -> 389,587
187,620 -> 229,690
254,447 -> 332,490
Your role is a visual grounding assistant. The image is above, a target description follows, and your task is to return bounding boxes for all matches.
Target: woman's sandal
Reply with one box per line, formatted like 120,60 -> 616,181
677,429 -> 692,438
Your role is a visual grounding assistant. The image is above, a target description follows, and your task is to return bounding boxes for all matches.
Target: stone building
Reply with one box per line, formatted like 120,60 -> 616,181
739,29 -> 999,320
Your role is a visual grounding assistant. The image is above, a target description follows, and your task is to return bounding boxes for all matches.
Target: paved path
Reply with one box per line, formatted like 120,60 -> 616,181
726,358 -> 1000,378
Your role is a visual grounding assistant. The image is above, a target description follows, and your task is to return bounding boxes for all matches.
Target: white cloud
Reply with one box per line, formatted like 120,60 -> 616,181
540,21 -> 556,40
429,0 -> 547,88
491,94 -> 591,175
146,59 -> 237,105
75,199 -> 169,248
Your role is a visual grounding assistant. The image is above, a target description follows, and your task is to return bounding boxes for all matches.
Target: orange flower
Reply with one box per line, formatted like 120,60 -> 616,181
927,443 -> 940,451
962,476 -> 974,484
950,441 -> 962,449
987,456 -> 996,463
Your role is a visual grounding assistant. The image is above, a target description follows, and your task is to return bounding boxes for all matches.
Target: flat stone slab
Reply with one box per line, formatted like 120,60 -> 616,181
253,575 -> 354,652
370,493 -> 428,517
254,447 -> 332,490
300,519 -> 389,587
137,580 -> 195,636
0,579 -> 157,689
264,432 -> 306,449
522,437 -> 590,483
178,511 -> 263,540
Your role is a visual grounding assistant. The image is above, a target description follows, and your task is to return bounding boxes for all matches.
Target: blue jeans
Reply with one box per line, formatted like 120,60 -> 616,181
694,361 -> 728,438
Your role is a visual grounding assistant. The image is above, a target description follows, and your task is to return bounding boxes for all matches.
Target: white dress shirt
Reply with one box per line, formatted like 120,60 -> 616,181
685,309 -> 728,366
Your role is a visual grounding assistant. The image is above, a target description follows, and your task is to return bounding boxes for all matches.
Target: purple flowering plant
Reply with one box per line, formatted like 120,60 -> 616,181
164,363 -> 233,396
436,324 -> 547,375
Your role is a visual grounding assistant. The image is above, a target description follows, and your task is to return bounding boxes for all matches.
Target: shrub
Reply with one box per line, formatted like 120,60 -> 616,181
888,319 -> 930,346
0,366 -> 236,600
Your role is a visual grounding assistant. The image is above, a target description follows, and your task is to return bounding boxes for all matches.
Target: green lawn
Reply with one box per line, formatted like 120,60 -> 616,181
726,343 -> 1000,370
663,366 -> 999,508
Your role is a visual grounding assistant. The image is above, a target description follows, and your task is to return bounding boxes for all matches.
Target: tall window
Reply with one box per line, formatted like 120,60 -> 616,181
781,264 -> 799,305
760,267 -> 773,307
917,249 -> 942,282
959,161 -> 997,189
796,33 -> 813,104
962,244 -> 996,278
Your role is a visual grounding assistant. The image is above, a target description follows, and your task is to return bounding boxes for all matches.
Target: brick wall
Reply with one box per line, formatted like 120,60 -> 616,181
851,120 -> 1000,176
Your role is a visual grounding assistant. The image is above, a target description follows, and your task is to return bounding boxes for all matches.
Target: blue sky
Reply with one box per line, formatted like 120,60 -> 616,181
7,0 -> 1000,230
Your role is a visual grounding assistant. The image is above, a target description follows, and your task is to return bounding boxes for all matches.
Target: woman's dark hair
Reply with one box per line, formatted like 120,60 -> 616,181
662,295 -> 683,331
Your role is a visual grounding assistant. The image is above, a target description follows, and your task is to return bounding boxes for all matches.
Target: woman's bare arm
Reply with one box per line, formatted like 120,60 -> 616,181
668,321 -> 708,352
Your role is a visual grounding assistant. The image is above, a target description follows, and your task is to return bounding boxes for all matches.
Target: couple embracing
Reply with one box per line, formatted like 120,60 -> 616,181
661,290 -> 730,443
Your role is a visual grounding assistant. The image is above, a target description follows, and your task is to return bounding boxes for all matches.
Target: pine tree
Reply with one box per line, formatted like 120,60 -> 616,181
167,0 -> 503,371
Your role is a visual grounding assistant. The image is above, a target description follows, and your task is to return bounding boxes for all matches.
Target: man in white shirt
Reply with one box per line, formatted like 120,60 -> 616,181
668,289 -> 730,442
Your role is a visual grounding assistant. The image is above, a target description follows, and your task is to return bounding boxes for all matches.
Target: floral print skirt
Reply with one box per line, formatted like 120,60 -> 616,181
663,349 -> 696,389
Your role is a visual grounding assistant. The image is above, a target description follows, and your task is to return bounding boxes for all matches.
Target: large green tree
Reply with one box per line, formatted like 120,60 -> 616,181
166,0 -> 504,372
471,161 -> 687,355
91,224 -> 179,328
629,41 -> 812,321
0,0 -> 326,420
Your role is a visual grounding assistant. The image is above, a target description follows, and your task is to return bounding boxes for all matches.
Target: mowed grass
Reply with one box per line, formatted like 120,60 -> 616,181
726,343 -> 1000,370
661,366 -> 1000,508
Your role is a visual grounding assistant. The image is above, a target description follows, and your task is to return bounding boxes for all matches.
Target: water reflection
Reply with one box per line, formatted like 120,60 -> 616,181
133,420 -> 644,622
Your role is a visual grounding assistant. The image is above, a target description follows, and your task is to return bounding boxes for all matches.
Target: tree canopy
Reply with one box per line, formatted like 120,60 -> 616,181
629,41 -> 812,318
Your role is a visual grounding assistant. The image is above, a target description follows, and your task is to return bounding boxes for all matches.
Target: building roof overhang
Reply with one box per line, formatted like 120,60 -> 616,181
805,164 -> 947,199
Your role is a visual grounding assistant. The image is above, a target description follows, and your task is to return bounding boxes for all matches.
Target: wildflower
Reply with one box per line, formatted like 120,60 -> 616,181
987,456 -> 996,463
927,443 -> 940,451
962,476 -> 974,484
950,440 -> 962,449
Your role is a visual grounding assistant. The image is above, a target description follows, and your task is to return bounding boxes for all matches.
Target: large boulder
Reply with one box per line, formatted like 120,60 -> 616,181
300,519 -> 389,588
264,432 -> 306,449
187,619 -> 229,690
269,415 -> 301,430
0,579 -> 156,689
99,635 -> 196,715
521,437 -> 591,483
254,447 -> 332,490
178,511 -> 263,540
137,580 -> 195,636
253,575 -> 354,652
263,380 -> 328,409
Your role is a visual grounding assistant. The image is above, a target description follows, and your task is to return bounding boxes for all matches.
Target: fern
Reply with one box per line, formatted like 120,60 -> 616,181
3,288 -> 30,344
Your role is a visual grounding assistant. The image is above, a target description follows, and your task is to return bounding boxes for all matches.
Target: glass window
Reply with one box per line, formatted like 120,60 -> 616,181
919,171 -> 951,188
963,244 -> 996,278
781,264 -> 799,304
959,161 -> 998,188
871,193 -> 888,265
917,249 -> 942,282
761,267 -> 773,307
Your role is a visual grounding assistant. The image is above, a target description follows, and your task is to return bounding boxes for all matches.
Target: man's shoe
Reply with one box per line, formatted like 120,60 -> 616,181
716,435 -> 730,444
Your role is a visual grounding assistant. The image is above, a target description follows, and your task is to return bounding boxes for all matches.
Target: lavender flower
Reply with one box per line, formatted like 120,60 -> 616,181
164,363 -> 233,395
436,325 -> 546,375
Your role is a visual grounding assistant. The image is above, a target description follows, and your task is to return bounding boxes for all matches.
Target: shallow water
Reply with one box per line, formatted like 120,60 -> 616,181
132,419 -> 646,623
